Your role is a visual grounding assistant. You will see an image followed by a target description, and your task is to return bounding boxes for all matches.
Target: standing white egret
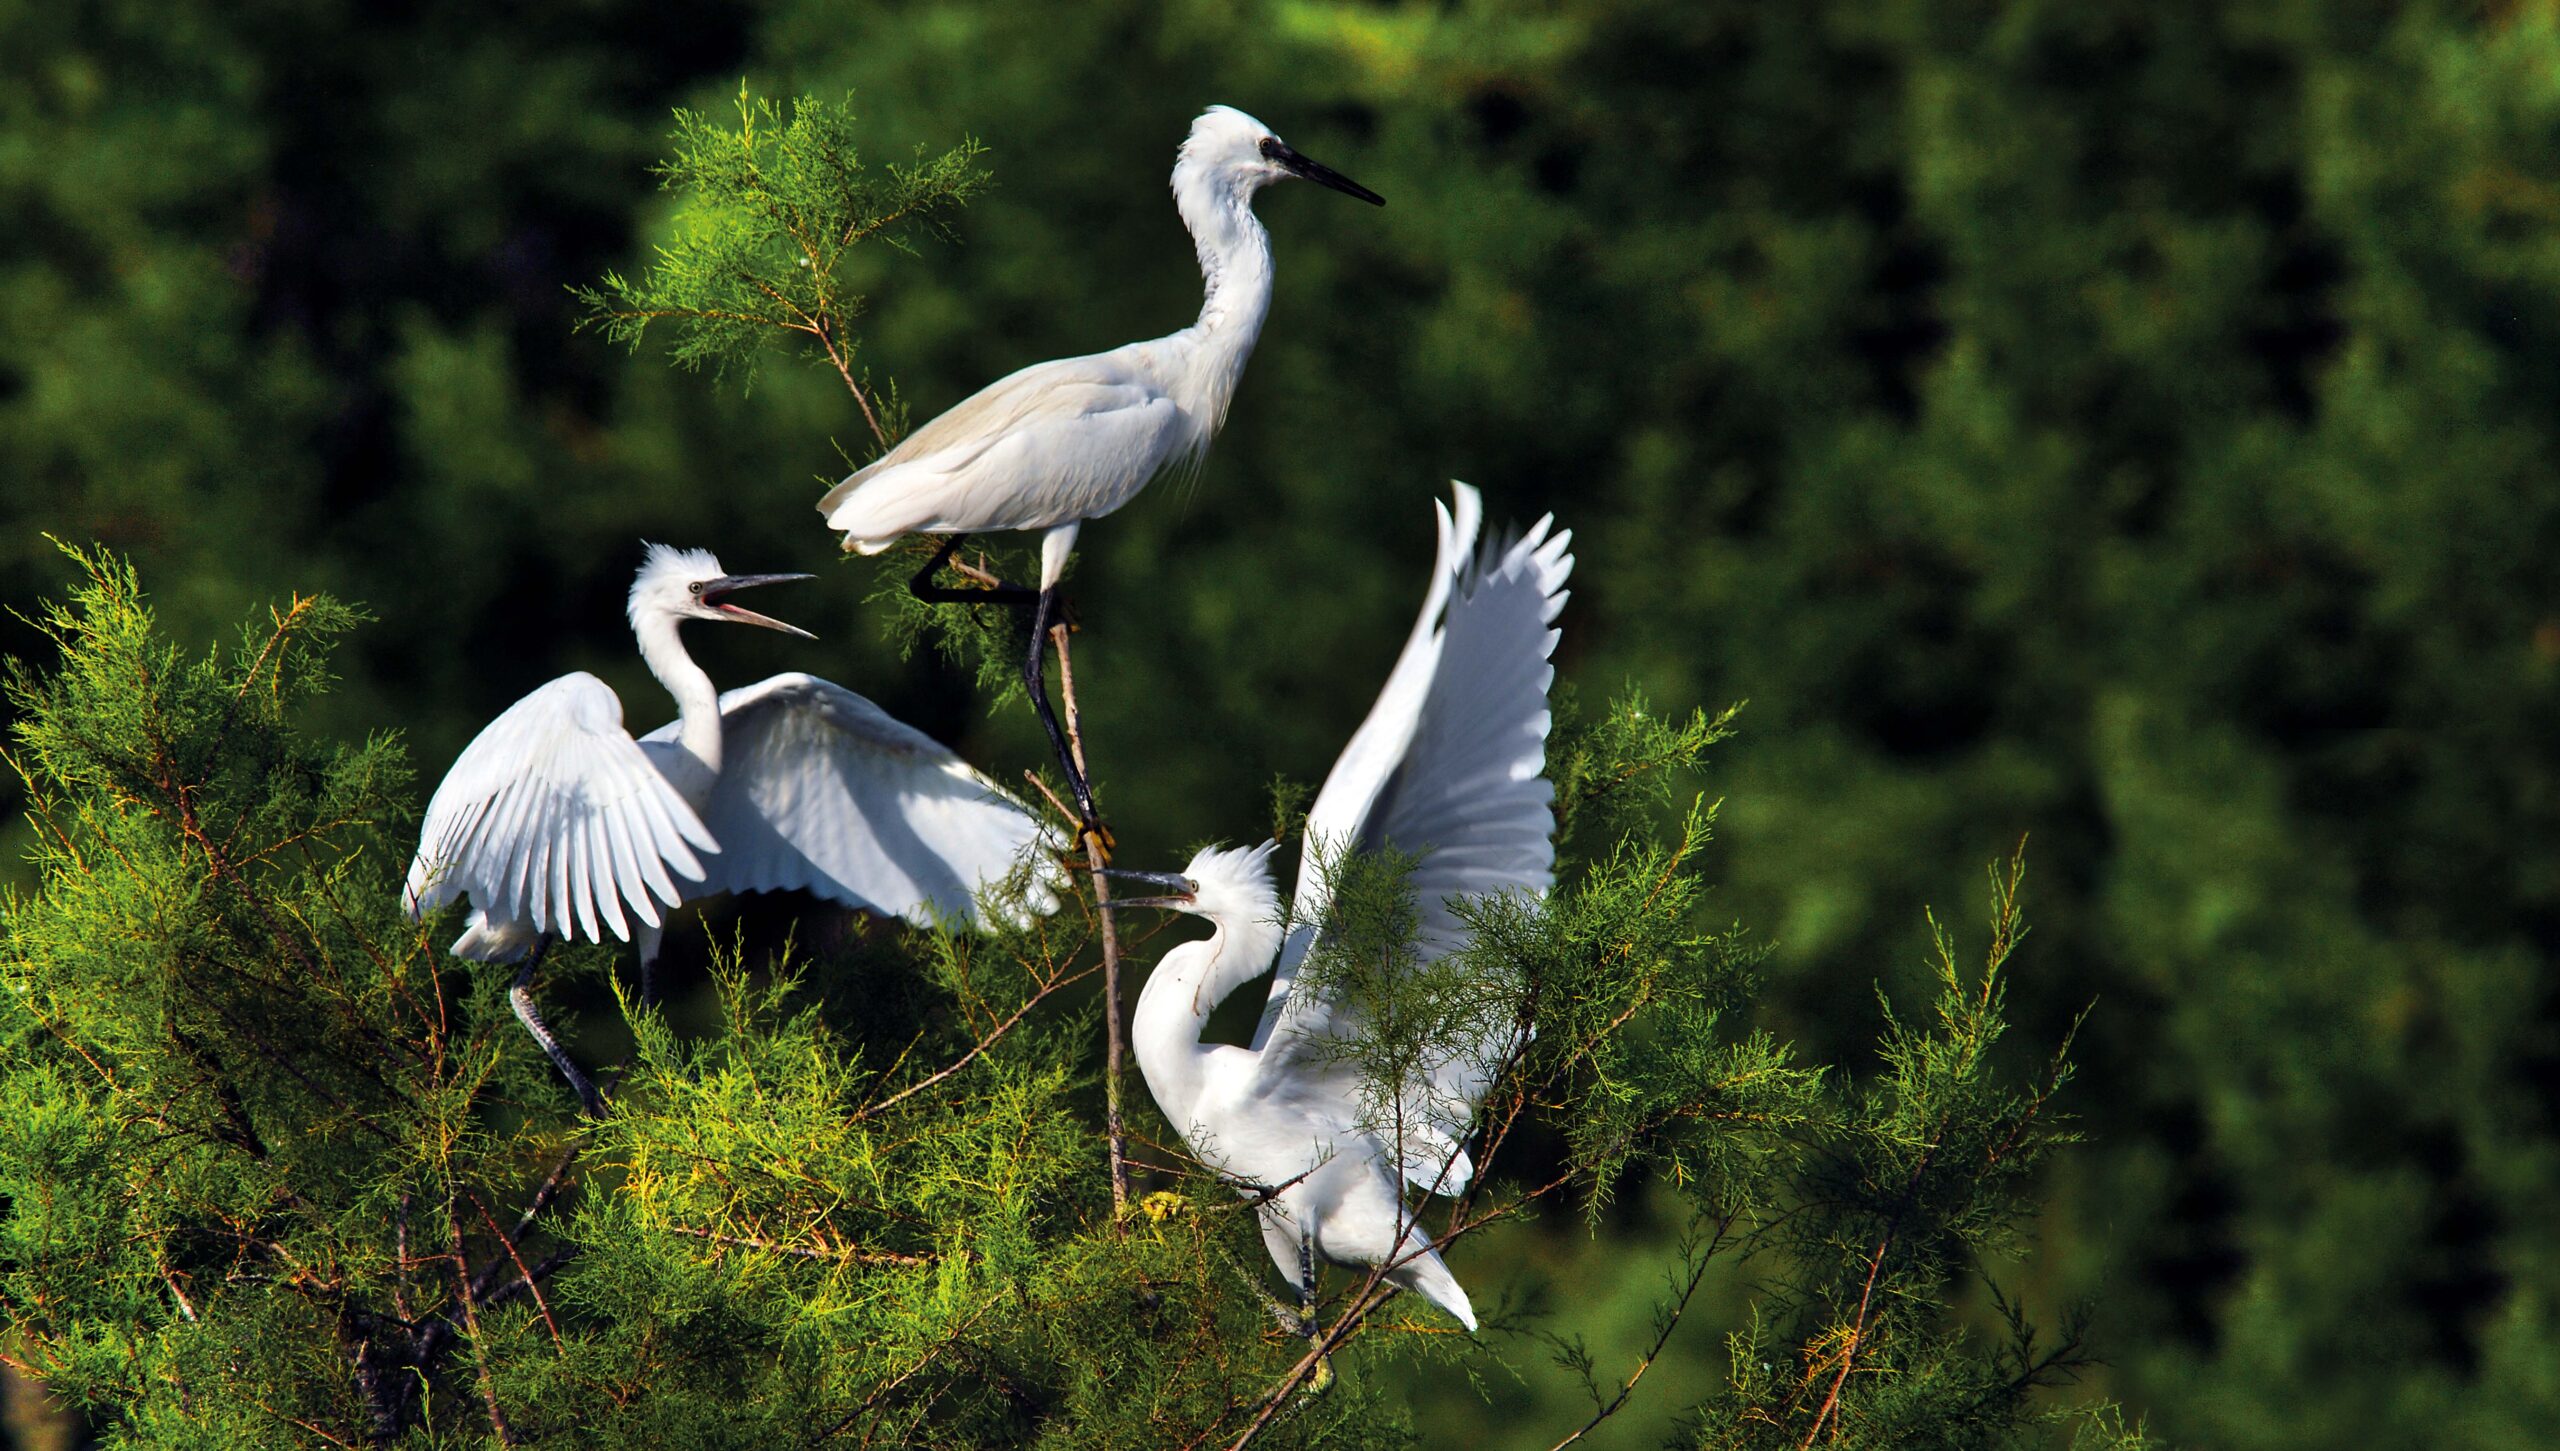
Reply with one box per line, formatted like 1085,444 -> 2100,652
1103,483 -> 1572,1337
405,544 -> 1061,1112
816,105 -> 1384,847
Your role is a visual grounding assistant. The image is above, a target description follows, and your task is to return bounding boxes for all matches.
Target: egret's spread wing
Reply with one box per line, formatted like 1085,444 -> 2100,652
642,673 -> 1065,929
819,355 -> 1187,540
1251,484 -> 1574,1191
405,673 -> 717,946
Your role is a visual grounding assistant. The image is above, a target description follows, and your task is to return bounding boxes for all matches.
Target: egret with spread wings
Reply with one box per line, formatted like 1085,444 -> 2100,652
1104,483 -> 1571,1339
818,105 -> 1384,853
405,544 -> 1061,1113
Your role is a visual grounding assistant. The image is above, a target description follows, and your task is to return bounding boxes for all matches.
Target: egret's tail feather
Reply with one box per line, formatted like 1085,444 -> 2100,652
450,910 -> 542,964
1391,1237 -> 1477,1332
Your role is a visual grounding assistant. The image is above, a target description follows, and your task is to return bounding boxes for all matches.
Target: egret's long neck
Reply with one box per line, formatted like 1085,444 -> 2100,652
1167,170 -> 1275,433
1132,906 -> 1284,1140
633,609 -> 722,784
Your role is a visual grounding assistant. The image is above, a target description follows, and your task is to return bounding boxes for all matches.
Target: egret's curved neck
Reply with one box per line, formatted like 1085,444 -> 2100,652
1167,168 -> 1275,432
1132,906 -> 1284,1139
633,608 -> 722,781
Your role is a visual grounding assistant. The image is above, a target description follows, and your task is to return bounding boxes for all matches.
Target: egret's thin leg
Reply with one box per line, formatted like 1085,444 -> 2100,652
903,530 -> 1107,851
1298,1229 -> 1336,1394
902,533 -> 1101,842
1022,583 -> 1104,845
907,535 -> 1034,606
510,949 -> 604,1117
1298,1232 -> 1320,1337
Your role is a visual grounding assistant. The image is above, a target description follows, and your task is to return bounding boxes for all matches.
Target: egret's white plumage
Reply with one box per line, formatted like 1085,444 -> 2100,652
640,673 -> 1063,929
406,545 -> 1061,974
816,105 -> 1383,586
1120,484 -> 1573,1332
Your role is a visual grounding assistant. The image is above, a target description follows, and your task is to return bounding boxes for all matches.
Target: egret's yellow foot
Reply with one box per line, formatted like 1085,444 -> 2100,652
1078,819 -> 1117,864
1137,1190 -> 1191,1223
1303,1355 -> 1335,1396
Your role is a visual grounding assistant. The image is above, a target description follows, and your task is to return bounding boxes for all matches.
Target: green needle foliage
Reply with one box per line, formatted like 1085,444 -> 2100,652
0,545 -> 2143,1447
575,86 -> 1037,711
2,90 -> 2147,1451
0,544 -> 572,1444
573,84 -> 989,451
1691,855 -> 2128,1450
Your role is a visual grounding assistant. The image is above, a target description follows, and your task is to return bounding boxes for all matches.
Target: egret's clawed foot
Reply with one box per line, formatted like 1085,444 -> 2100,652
1136,1190 -> 1191,1223
1077,816 -> 1117,865
1241,1279 -> 1314,1338
1302,1354 -> 1335,1397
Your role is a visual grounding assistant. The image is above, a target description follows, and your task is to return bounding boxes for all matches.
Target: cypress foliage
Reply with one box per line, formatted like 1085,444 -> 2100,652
0,537 -> 2136,1446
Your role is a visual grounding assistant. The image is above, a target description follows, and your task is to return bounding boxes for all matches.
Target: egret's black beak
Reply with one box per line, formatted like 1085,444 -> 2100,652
700,573 -> 818,639
1260,137 -> 1385,206
1095,869 -> 1198,910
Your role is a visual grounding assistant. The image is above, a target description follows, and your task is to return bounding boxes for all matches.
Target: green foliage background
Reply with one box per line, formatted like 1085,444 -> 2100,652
4,1 -> 2556,1446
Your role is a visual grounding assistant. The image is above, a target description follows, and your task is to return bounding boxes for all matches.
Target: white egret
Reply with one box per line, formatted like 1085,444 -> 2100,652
816,105 -> 1385,846
1103,483 -> 1571,1337
406,544 -> 1061,1112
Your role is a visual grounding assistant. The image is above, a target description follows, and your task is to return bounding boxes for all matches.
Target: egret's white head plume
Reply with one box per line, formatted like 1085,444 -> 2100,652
1174,106 -> 1385,207
1178,840 -> 1283,926
627,543 -> 816,638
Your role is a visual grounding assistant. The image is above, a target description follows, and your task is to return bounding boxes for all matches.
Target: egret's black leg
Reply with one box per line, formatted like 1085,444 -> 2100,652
1298,1232 -> 1320,1337
907,534 -> 1035,606
638,953 -> 655,1012
510,948 -> 604,1117
905,535 -> 1108,854
1299,1230 -> 1336,1394
1023,584 -> 1105,848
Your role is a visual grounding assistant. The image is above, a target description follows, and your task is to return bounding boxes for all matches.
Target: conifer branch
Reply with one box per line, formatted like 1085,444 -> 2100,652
1543,1214 -> 1735,1450
467,1188 -> 562,1352
445,1199 -> 520,1447
249,1394 -> 361,1449
1051,621 -> 1132,1218
850,961 -> 1099,1121
658,1223 -> 935,1267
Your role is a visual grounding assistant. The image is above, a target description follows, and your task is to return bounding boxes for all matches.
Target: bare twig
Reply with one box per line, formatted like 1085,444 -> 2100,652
468,1189 -> 563,1353
1546,1214 -> 1735,1450
1800,1230 -> 1892,1447
852,962 -> 1100,1121
248,1393 -> 361,1448
1021,768 -> 1078,829
1052,621 -> 1130,1218
446,1199 -> 520,1447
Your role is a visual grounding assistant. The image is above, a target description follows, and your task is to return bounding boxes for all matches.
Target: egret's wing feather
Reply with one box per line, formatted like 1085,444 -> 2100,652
1250,486 -> 1574,1192
640,674 -> 1065,929
1272,486 -> 1482,962
405,673 -> 716,946
838,355 -> 1092,482
820,359 -> 1185,540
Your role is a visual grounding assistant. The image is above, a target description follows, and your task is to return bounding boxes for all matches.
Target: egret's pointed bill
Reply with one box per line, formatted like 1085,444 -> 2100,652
1260,137 -> 1385,206
1096,869 -> 1198,910
700,573 -> 819,638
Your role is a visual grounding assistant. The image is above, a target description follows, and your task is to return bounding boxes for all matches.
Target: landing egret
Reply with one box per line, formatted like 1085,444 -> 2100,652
406,544 -> 1061,1112
816,105 -> 1384,847
1104,483 -> 1572,1335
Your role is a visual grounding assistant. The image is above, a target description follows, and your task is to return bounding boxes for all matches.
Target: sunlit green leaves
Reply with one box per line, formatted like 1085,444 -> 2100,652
573,84 -> 988,438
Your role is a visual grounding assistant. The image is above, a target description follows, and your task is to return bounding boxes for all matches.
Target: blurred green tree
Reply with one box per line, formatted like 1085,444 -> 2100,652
4,1 -> 2558,1448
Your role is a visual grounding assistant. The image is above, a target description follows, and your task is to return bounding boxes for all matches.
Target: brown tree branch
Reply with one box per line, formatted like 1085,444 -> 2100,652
446,1200 -> 520,1447
851,961 -> 1099,1121
1051,621 -> 1130,1219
